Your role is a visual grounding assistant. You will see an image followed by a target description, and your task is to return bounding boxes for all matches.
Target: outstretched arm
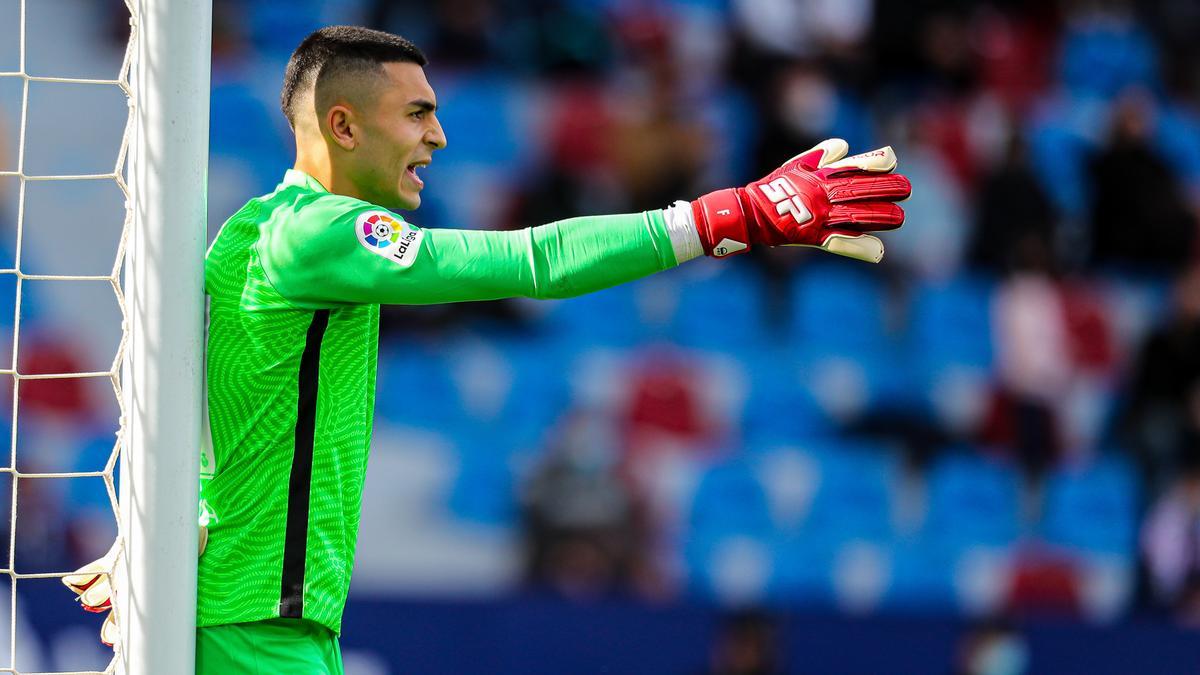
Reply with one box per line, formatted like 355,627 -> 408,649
261,206 -> 696,308
261,138 -> 911,310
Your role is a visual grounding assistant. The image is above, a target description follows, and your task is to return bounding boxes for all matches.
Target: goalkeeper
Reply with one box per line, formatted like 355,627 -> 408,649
68,25 -> 910,673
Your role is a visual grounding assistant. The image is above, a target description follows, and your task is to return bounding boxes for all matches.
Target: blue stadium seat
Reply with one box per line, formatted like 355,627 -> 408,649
669,262 -> 768,350
444,425 -> 519,526
923,452 -> 1022,552
1040,456 -> 1139,557
788,339 -> 920,426
688,458 -> 775,537
771,530 -> 838,606
428,75 -> 526,168
791,263 -> 887,350
488,338 -> 573,452
801,441 -> 896,544
884,542 -> 958,611
541,282 -> 648,347
908,273 -> 996,370
375,341 -> 466,431
684,458 -> 778,601
739,351 -> 833,445
209,81 -> 290,191
247,0 -> 326,60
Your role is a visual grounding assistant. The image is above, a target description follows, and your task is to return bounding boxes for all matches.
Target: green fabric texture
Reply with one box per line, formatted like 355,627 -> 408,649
200,169 -> 679,634
196,618 -> 343,675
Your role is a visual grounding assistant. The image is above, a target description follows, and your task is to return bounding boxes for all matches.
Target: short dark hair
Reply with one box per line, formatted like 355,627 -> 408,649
280,26 -> 427,128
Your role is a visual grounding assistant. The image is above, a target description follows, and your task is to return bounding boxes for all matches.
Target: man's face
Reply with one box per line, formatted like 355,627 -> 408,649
347,62 -> 446,210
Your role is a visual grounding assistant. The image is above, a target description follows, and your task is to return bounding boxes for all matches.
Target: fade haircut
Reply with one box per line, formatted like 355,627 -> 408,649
280,26 -> 427,129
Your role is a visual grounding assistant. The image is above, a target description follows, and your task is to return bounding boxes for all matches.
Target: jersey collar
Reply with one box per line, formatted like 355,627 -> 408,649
281,169 -> 329,194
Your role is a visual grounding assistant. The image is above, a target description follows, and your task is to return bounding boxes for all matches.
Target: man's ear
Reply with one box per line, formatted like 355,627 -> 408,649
326,104 -> 357,151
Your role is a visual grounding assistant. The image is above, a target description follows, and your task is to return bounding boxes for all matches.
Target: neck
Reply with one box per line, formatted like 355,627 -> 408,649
294,145 -> 366,201
292,151 -> 333,192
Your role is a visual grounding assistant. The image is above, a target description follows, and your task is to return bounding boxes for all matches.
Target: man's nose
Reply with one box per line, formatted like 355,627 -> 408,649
426,118 -> 446,150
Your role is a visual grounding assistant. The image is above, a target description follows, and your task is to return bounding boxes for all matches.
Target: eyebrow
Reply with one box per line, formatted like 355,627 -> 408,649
408,99 -> 437,112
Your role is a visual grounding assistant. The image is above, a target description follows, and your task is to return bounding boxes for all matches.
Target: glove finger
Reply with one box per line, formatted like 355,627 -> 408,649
63,569 -> 103,595
826,174 -> 912,203
827,203 -> 905,231
79,574 -> 113,612
822,145 -> 898,174
100,611 -> 118,648
819,231 -> 885,263
786,138 -> 849,172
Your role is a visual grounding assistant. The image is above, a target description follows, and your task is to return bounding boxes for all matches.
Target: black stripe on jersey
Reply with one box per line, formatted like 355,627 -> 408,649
279,309 -> 330,618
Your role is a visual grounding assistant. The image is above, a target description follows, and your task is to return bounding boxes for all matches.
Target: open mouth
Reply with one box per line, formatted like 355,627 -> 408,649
406,160 -> 429,188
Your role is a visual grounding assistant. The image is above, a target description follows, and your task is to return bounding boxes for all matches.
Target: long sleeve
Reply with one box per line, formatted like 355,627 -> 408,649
258,194 -> 681,309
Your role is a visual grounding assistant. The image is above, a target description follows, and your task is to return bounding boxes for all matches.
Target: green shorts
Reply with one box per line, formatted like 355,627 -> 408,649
196,618 -> 343,675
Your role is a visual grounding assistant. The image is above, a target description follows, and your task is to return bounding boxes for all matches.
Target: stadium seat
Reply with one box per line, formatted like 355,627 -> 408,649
794,342 -> 918,425
542,282 -> 649,347
209,81 -> 290,191
376,340 -> 467,431
669,262 -> 768,350
771,530 -> 838,606
688,458 -> 775,537
884,542 -> 959,612
488,338 -> 573,453
444,427 -> 519,526
1040,455 -> 1139,558
908,273 -> 996,370
247,0 -> 326,60
684,458 -> 778,601
427,74 -> 527,168
923,451 -> 1022,552
739,351 -> 833,445
791,262 -> 888,350
801,441 -> 896,544
768,440 -> 896,606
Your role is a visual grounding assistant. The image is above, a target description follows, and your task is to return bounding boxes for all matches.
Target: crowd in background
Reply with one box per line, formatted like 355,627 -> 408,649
3,3 -> 1200,665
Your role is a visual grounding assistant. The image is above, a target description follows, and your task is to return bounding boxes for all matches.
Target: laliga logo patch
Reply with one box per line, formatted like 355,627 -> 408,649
355,211 -> 424,268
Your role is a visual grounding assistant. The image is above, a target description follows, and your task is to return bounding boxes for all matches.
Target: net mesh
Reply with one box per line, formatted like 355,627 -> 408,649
0,0 -> 137,672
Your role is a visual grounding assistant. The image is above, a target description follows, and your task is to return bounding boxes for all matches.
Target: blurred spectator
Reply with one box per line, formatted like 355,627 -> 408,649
609,17 -> 713,212
1088,91 -> 1196,272
16,333 -> 91,420
521,411 -> 649,600
1141,463 -> 1200,614
702,609 -> 783,675
1004,551 -> 1082,618
986,212 -> 1117,476
974,4 -> 1057,116
987,243 -> 1068,478
621,351 -> 717,464
883,131 -> 969,280
1124,264 -> 1200,489
971,132 -> 1057,272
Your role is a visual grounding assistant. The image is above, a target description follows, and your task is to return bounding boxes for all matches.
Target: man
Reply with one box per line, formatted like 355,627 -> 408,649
66,25 -> 909,673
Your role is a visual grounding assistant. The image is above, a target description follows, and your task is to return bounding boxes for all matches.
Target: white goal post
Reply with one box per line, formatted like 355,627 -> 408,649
118,0 -> 210,674
1,0 -> 209,672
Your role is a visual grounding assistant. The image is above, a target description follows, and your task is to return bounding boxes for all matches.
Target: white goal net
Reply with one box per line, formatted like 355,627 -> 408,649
0,1 -> 209,673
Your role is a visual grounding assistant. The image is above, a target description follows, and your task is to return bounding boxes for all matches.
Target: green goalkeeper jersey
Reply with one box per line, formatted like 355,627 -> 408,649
199,169 -> 686,633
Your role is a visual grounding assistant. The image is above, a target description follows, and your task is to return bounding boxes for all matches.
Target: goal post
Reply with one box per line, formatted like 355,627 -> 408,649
119,0 -> 210,673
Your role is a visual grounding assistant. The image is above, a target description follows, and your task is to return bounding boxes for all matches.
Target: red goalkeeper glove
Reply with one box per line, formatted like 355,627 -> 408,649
691,138 -> 911,262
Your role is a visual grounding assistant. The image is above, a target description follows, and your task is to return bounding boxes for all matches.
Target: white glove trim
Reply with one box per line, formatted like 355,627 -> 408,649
663,200 -> 703,263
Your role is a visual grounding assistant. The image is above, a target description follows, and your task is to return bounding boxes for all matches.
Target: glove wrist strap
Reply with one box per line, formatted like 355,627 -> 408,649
691,188 -> 752,258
